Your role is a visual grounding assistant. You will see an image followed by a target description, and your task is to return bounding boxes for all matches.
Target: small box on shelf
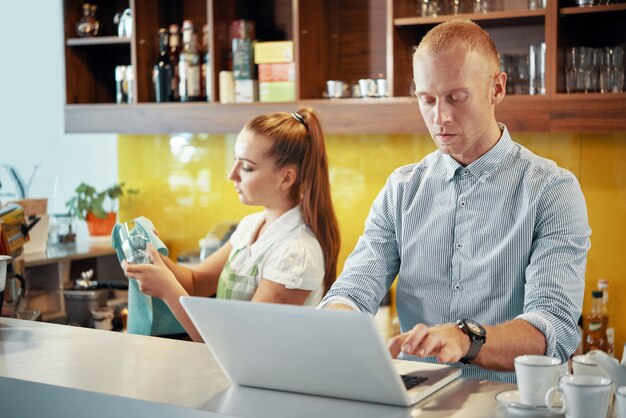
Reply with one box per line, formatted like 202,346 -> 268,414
260,81 -> 296,102
235,79 -> 259,103
258,63 -> 295,82
254,41 -> 294,64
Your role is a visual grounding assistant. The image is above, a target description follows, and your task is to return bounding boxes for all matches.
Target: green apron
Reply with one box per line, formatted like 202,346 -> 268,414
216,246 -> 269,301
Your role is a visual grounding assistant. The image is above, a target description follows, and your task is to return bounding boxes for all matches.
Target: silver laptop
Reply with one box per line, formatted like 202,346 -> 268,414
180,297 -> 461,407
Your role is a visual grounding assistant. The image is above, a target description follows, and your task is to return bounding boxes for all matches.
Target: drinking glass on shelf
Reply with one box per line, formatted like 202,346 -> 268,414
424,0 -> 441,16
118,221 -> 153,265
517,54 -> 530,95
599,46 -> 625,93
529,43 -> 546,95
566,46 -> 593,93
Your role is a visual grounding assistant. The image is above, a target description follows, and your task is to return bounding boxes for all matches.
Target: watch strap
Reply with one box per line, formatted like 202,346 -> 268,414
461,338 -> 483,364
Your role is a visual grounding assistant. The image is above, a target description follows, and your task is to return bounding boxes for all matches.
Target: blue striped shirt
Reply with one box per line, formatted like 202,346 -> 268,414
321,125 -> 591,382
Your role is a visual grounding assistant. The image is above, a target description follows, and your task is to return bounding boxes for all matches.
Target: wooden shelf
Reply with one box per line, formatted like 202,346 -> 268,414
66,98 -> 426,134
63,95 -> 626,134
61,0 -> 626,135
559,3 -> 626,16
550,93 -> 626,132
66,36 -> 132,47
394,9 -> 546,27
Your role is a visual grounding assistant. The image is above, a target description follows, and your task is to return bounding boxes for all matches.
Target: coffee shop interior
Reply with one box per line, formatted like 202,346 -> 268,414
1,0 -> 626,416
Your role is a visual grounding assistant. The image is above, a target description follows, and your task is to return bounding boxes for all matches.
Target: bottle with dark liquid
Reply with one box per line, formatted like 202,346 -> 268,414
153,28 -> 173,103
168,24 -> 181,102
583,290 -> 608,353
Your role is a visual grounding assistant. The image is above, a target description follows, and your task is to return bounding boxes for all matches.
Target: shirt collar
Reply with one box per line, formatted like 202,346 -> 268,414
442,123 -> 514,182
238,206 -> 305,253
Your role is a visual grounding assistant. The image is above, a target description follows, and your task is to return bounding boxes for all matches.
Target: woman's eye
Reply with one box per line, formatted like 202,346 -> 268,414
242,166 -> 253,172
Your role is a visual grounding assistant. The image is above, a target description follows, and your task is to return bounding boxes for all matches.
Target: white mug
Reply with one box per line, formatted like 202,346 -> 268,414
571,354 -> 609,378
545,374 -> 613,418
514,355 -> 563,406
91,306 -> 114,331
617,386 -> 626,418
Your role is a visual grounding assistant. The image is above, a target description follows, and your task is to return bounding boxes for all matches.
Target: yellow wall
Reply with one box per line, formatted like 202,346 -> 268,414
119,131 -> 626,360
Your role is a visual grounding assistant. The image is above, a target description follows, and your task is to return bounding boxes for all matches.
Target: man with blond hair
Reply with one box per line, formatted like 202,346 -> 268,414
321,19 -> 590,382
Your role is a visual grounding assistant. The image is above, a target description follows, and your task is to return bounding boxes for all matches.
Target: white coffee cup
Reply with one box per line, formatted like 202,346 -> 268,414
545,374 -> 613,418
91,306 -> 114,331
617,386 -> 626,418
572,354 -> 609,378
514,355 -> 563,407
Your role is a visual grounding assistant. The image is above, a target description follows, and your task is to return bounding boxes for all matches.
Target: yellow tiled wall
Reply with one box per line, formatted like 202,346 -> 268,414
119,131 -> 626,360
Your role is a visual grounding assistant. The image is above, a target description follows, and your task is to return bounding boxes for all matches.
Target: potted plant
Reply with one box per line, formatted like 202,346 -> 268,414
65,182 -> 138,236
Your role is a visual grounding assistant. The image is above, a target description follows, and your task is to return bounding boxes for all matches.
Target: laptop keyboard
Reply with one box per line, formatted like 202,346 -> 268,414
400,374 -> 428,390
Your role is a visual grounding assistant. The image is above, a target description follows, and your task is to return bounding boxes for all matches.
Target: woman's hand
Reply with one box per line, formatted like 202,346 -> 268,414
123,244 -> 186,301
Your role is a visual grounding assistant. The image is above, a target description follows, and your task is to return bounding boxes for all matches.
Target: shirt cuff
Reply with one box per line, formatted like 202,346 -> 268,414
317,296 -> 362,312
515,312 -> 556,357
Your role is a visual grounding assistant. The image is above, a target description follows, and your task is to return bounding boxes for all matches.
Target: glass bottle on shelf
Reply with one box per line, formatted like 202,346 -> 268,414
153,28 -> 173,103
583,290 -> 608,353
178,20 -> 202,102
75,3 -> 100,37
202,23 -> 211,102
168,24 -> 181,102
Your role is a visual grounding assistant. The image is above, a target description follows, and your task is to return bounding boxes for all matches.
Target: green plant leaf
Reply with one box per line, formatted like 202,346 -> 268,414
64,182 -> 139,221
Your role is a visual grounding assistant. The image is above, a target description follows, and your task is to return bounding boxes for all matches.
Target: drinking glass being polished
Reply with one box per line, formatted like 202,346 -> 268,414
118,221 -> 153,264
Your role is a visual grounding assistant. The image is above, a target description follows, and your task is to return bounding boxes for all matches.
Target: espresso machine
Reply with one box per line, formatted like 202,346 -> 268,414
0,203 -> 34,319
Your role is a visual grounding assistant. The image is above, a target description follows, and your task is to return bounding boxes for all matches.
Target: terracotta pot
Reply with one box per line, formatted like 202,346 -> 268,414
85,212 -> 116,236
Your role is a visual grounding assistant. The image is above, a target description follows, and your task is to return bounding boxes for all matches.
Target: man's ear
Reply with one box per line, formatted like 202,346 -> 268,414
280,166 -> 297,191
491,72 -> 507,105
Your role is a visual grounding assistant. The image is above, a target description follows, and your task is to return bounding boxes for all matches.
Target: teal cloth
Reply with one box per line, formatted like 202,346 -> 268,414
111,216 -> 185,336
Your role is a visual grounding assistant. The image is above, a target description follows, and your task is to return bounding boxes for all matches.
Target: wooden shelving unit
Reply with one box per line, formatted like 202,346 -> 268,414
62,0 -> 626,133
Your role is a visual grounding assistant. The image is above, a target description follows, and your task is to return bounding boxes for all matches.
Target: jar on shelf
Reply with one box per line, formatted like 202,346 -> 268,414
75,3 -> 100,38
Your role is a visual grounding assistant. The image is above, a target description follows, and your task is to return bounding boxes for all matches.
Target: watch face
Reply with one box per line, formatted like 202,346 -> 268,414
465,319 -> 485,336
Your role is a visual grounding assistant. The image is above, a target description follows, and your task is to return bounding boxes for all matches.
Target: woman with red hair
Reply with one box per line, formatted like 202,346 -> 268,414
124,107 -> 340,342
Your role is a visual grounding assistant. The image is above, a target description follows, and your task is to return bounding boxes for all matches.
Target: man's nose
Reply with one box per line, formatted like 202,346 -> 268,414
434,102 -> 451,125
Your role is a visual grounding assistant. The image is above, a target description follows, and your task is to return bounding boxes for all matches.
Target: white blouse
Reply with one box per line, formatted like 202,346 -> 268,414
228,206 -> 326,306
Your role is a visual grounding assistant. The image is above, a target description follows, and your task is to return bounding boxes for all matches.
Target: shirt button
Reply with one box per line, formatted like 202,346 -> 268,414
456,243 -> 463,250
460,201 -> 466,207
454,283 -> 461,290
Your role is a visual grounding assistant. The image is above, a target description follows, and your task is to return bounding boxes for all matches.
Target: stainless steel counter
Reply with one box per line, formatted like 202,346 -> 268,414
0,318 -> 553,418
25,238 -> 116,267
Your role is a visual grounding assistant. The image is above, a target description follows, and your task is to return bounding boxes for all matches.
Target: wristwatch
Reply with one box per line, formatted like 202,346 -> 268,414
456,319 -> 486,364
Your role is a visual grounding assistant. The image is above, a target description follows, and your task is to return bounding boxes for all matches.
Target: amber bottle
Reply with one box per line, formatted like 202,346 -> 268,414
583,290 -> 608,353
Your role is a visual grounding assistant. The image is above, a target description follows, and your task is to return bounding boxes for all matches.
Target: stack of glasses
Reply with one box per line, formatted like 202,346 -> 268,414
499,43 -> 545,96
566,46 -> 624,94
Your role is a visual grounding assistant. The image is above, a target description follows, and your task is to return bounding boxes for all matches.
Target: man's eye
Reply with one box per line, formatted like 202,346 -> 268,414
420,96 -> 436,105
449,93 -> 469,103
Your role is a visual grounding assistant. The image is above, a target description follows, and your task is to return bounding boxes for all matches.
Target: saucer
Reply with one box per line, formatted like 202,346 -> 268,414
495,390 -> 562,416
